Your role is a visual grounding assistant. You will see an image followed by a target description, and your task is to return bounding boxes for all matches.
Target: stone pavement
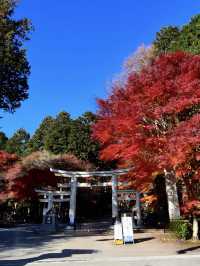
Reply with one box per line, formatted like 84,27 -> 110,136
0,225 -> 200,266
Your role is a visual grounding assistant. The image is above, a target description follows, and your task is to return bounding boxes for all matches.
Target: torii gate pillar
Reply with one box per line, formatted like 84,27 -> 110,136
69,176 -> 77,226
136,192 -> 142,226
112,174 -> 119,221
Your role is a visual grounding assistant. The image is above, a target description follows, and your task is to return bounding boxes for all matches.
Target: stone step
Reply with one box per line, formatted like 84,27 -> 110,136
76,221 -> 113,230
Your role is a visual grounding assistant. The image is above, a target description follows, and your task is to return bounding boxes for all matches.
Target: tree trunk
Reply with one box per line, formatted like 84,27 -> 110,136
164,170 -> 181,220
192,216 -> 199,241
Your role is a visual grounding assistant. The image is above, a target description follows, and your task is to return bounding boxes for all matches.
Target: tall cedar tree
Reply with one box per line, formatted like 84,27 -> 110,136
68,112 -> 100,163
93,52 -> 200,236
154,14 -> 200,55
44,112 -> 71,154
27,111 -> 113,167
5,128 -> 30,156
27,116 -> 54,153
0,0 -> 32,113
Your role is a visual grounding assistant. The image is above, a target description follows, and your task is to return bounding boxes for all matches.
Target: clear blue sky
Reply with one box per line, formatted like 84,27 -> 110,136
1,0 -> 199,137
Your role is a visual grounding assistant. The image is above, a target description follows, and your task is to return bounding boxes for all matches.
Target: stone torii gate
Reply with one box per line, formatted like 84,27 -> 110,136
48,168 -> 142,227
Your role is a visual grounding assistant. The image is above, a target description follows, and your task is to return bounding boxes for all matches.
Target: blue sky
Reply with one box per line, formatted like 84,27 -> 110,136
1,0 -> 199,137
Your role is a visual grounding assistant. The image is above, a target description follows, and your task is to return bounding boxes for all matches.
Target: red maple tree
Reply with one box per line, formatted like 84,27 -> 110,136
0,151 -> 18,171
0,151 -> 19,204
93,52 -> 200,236
1,151 -> 92,201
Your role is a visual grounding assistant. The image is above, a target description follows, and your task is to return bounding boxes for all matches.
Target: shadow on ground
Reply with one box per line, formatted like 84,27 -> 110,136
0,225 -> 70,252
177,245 -> 200,254
135,237 -> 155,243
0,249 -> 97,266
0,225 -> 112,253
96,237 -> 155,243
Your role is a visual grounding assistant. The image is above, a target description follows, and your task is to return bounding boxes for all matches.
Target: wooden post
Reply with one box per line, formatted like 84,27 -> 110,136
112,175 -> 119,220
69,176 -> 77,226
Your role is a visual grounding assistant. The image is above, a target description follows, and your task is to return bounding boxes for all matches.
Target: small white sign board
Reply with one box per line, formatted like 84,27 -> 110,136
114,221 -> 123,242
121,216 -> 134,244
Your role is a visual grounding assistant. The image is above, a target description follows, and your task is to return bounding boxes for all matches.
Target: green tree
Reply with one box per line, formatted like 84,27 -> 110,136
154,26 -> 180,54
172,15 -> 200,54
44,112 -> 71,154
27,116 -> 54,153
68,112 -> 100,163
27,111 -> 114,167
0,131 -> 8,150
0,0 -> 32,113
154,14 -> 200,55
6,128 -> 30,156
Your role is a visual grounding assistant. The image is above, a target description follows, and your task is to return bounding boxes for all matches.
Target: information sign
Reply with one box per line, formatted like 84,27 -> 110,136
121,215 -> 134,244
114,221 -> 123,245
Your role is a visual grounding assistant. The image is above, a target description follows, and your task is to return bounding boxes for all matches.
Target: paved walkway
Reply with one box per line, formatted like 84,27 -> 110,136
0,225 -> 199,265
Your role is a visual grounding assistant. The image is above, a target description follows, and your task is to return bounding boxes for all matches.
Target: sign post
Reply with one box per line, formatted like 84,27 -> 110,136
121,213 -> 134,244
114,220 -> 123,245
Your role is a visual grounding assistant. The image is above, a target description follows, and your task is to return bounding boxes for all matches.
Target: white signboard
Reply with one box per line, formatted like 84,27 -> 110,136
114,221 -> 123,243
121,216 -> 134,244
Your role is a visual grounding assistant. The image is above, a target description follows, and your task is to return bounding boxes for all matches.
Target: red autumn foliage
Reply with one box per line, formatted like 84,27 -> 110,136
1,163 -> 57,201
181,200 -> 200,216
0,151 -> 18,171
1,151 -> 92,201
0,151 -> 19,202
93,52 -> 200,215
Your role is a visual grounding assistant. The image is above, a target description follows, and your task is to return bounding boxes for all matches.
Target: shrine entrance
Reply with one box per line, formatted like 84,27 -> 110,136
53,201 -> 69,224
36,168 -> 143,230
76,186 -> 112,222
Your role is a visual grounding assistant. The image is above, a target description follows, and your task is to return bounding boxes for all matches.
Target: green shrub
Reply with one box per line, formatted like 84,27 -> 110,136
169,219 -> 192,240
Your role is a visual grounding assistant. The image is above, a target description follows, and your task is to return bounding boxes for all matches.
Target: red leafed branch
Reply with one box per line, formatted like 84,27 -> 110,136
93,52 -> 200,214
